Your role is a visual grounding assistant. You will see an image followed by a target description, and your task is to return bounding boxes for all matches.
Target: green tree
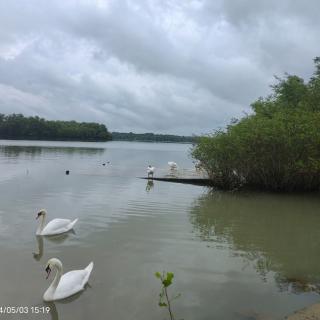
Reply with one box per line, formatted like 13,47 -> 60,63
192,57 -> 320,191
0,114 -> 112,142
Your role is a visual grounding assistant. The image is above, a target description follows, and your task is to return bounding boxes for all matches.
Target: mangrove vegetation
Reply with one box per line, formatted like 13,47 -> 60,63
192,57 -> 320,191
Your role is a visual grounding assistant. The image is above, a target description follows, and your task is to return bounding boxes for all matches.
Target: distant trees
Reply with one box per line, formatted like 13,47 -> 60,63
0,114 -> 112,141
0,114 -> 195,143
111,132 -> 196,143
192,57 -> 320,191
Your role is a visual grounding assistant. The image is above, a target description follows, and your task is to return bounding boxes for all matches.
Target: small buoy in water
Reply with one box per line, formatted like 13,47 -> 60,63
65,170 -> 70,175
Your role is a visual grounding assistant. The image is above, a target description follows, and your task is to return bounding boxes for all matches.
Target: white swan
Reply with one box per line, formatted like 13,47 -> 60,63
36,209 -> 78,236
168,161 -> 178,169
43,258 -> 93,301
147,165 -> 155,178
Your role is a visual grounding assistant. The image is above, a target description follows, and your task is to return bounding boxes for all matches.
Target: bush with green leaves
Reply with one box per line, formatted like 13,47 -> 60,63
192,57 -> 320,191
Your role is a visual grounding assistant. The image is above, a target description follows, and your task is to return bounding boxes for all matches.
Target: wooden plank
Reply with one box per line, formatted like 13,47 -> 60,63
139,177 -> 213,186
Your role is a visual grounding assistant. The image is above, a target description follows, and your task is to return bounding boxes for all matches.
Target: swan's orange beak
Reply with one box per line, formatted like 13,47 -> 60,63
45,265 -> 51,279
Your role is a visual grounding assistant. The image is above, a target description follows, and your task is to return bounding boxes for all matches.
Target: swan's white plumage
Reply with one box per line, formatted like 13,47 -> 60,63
168,161 -> 177,169
43,258 -> 93,302
147,166 -> 155,173
147,166 -> 155,177
40,218 -> 78,236
36,210 -> 78,236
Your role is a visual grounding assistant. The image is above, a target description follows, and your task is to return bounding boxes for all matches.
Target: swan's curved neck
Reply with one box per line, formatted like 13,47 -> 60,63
36,215 -> 46,234
46,264 -> 63,296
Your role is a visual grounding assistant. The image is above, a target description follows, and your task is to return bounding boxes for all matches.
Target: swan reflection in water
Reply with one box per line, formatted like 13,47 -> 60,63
33,231 -> 75,261
145,179 -> 154,192
47,302 -> 58,320
43,288 -> 91,320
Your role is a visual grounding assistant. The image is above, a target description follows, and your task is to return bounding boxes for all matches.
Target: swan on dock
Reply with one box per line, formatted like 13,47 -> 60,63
147,165 -> 155,178
168,161 -> 178,169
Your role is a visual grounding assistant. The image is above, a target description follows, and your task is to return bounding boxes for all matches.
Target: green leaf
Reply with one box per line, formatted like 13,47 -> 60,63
162,279 -> 170,287
155,272 -> 162,279
159,302 -> 167,307
167,272 -> 174,282
162,272 -> 174,287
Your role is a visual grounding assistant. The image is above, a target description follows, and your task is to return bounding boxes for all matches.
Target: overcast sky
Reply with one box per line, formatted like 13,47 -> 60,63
0,0 -> 319,135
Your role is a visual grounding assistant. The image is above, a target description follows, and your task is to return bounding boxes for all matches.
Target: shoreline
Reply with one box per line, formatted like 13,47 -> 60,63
0,138 -> 193,144
285,303 -> 320,319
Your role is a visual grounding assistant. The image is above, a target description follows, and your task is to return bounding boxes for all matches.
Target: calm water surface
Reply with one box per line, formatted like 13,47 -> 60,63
0,140 -> 320,320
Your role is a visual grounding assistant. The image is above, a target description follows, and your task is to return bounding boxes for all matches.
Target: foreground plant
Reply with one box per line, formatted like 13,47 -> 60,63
155,271 -> 181,320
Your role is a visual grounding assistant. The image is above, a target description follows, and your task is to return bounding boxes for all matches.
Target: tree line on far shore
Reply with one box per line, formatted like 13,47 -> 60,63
112,131 -> 195,143
0,113 -> 195,143
0,114 -> 112,141
192,57 -> 320,191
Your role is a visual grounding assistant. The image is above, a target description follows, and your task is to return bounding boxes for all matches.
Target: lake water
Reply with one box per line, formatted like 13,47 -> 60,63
0,140 -> 320,320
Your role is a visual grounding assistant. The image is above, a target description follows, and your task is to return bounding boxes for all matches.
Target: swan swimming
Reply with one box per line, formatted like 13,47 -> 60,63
36,209 -> 78,236
147,165 -> 155,178
168,161 -> 178,169
43,258 -> 93,301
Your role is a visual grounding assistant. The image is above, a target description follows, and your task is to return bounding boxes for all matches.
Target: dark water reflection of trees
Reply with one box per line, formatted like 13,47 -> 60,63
0,145 -> 104,158
190,190 -> 320,294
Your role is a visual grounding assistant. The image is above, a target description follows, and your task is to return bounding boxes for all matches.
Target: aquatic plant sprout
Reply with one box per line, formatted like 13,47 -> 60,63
155,271 -> 181,320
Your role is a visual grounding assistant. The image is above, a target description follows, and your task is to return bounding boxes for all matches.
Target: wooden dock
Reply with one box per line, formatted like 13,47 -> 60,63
139,168 -> 213,186
140,176 -> 212,186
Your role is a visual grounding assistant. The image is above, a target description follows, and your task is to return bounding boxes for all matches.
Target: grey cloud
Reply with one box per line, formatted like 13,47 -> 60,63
0,0 -> 319,134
